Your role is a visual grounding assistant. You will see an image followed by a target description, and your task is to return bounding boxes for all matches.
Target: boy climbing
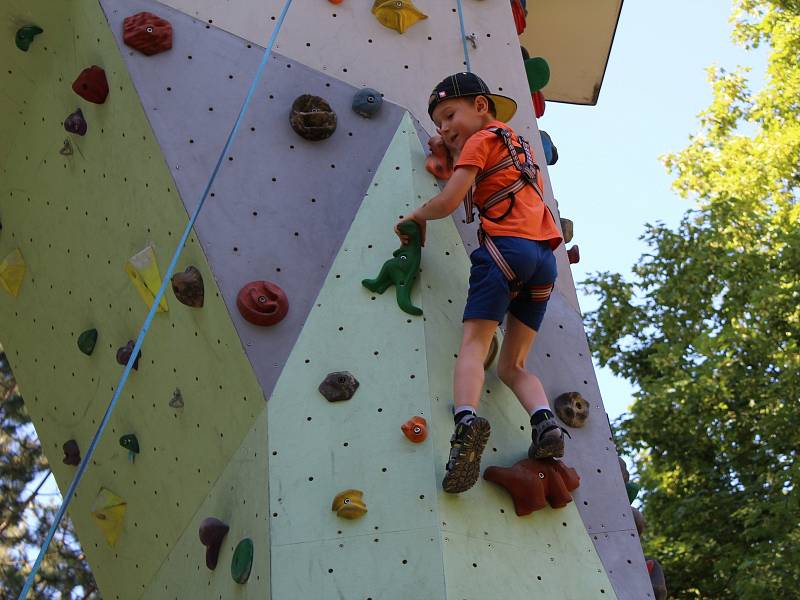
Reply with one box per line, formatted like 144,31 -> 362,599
395,72 -> 567,494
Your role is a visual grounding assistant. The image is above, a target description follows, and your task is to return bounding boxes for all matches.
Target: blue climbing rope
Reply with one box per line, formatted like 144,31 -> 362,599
455,0 -> 472,72
17,1 -> 295,597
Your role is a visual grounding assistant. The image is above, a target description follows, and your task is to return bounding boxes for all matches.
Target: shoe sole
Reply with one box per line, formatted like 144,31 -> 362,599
442,418 -> 491,494
528,433 -> 564,459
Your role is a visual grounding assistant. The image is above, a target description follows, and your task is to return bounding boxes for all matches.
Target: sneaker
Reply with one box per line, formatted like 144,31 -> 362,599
528,416 -> 570,459
442,417 -> 491,494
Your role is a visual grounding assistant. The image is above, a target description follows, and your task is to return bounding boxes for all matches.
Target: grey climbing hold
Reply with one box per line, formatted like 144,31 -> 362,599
169,388 -> 184,409
352,88 -> 383,119
318,371 -> 359,402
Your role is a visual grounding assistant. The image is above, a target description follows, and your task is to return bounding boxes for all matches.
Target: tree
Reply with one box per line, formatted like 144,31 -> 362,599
583,2 -> 800,598
0,346 -> 98,599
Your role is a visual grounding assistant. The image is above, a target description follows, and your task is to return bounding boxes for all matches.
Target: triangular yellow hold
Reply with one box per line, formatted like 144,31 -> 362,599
91,487 -> 127,547
125,245 -> 168,312
0,248 -> 26,297
371,0 -> 427,34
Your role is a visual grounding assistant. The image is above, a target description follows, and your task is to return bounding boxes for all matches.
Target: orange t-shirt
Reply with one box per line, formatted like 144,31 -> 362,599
454,120 -> 563,250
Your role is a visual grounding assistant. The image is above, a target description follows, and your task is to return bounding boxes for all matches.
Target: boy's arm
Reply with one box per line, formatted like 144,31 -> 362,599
411,165 -> 478,221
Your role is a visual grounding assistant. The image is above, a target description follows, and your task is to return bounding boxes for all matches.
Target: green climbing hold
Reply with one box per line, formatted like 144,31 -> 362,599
361,220 -> 422,316
524,57 -> 550,93
78,328 -> 98,355
231,538 -> 254,584
626,481 -> 641,503
16,26 -> 43,52
119,434 -> 140,455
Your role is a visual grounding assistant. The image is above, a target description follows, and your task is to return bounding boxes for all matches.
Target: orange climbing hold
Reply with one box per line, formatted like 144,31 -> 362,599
237,280 -> 289,326
401,416 -> 428,443
483,457 -> 580,517
331,489 -> 368,519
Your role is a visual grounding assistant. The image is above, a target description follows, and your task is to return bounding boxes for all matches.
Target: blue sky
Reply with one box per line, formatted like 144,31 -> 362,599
545,0 -> 769,421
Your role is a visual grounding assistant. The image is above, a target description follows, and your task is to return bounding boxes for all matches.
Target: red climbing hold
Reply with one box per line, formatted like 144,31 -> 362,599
425,135 -> 454,180
63,440 -> 81,466
123,12 -> 173,56
483,457 -> 580,517
72,66 -> 109,104
567,245 -> 580,264
401,416 -> 428,443
199,517 -> 229,570
532,90 -> 546,118
511,0 -> 526,35
237,281 -> 289,326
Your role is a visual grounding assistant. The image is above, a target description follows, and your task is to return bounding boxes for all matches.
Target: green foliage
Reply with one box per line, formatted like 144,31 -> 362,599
0,348 -> 98,599
583,2 -> 800,598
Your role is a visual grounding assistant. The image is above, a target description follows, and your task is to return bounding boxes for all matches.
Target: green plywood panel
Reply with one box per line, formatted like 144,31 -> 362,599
0,1 -> 266,597
143,406 -> 270,599
267,113 -> 446,595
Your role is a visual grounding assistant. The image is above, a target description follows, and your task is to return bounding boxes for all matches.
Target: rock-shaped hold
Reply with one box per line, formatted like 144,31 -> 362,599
618,456 -> 630,483
626,481 -> 641,503
554,391 -> 589,428
63,440 -> 81,466
484,333 -> 499,369
199,517 -> 229,570
401,416 -> 428,443
425,135 -> 453,180
64,108 -> 88,136
91,488 -> 127,547
567,245 -> 580,264
361,220 -> 422,316
331,489 -> 367,519
169,388 -> 185,409
119,434 -> 139,455
123,12 -> 173,56
539,130 -> 558,166
632,505 -> 646,535
72,66 -> 109,104
116,340 -> 141,370
560,218 -> 574,244
371,0 -> 428,34
511,0 -> 526,35
289,95 -> 337,141
532,90 -> 545,118
646,557 -> 667,600
319,371 -> 359,402
77,329 -> 98,356
237,280 -> 289,326
352,88 -> 383,118
231,538 -> 254,584
171,266 -> 204,307
126,245 -> 169,312
0,249 -> 26,297
483,457 -> 580,517
525,57 -> 550,93
15,25 -> 43,52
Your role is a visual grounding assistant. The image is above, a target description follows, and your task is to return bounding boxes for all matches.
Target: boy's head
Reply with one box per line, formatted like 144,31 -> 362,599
428,72 -> 517,153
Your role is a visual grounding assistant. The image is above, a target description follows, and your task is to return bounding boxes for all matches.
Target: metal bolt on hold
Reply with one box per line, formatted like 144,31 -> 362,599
318,371 -> 359,402
465,32 -> 478,49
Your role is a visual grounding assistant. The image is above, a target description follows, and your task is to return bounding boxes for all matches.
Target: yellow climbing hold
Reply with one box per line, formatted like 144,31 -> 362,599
125,245 -> 168,312
331,489 -> 368,519
0,249 -> 26,297
91,487 -> 127,547
371,0 -> 427,34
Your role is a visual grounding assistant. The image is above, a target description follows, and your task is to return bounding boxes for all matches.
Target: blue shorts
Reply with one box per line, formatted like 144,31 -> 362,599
463,237 -> 557,331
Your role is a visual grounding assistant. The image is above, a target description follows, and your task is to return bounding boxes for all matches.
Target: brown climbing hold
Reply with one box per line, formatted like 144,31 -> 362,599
123,12 -> 173,56
318,371 -> 359,402
646,557 -> 667,600
289,95 -> 337,141
63,440 -> 81,466
72,66 -> 109,104
560,218 -> 574,244
331,489 -> 367,519
64,109 -> 87,136
632,505 -> 646,535
619,456 -> 630,483
483,457 -> 580,517
567,245 -> 580,264
171,266 -> 204,307
199,517 -> 230,570
116,340 -> 141,370
237,280 -> 289,326
484,333 -> 499,369
554,391 -> 589,428
425,135 -> 454,180
401,416 -> 427,443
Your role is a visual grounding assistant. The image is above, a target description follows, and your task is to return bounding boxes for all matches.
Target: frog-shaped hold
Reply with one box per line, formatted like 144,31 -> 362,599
361,220 -> 422,316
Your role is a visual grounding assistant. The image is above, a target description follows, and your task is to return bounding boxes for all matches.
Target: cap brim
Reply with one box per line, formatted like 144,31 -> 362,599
488,94 -> 517,123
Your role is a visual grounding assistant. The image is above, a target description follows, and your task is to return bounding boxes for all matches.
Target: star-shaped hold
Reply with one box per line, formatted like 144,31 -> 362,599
483,457 -> 580,517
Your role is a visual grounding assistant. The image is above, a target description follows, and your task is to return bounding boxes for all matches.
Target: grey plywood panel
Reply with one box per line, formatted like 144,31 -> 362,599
100,0 -> 406,401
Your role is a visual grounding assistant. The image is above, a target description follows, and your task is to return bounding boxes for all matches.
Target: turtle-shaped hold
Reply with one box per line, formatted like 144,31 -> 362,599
371,0 -> 428,34
123,11 -> 173,56
64,109 -> 88,136
361,220 -> 422,316
554,391 -> 589,428
352,87 -> 383,118
318,371 -> 359,402
289,95 -> 337,141
171,266 -> 204,307
331,489 -> 367,519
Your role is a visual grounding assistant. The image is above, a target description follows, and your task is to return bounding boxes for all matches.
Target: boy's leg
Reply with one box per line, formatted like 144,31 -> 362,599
497,313 -> 566,459
442,318 -> 496,494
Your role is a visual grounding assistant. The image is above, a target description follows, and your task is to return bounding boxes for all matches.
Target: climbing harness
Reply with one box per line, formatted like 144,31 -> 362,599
463,127 -> 554,301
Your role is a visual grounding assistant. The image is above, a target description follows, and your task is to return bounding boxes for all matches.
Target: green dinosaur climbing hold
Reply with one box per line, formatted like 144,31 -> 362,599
78,328 -> 98,355
361,220 -> 422,316
16,26 -> 43,52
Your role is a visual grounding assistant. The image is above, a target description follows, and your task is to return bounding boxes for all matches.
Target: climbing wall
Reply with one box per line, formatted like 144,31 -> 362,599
0,0 -> 652,598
